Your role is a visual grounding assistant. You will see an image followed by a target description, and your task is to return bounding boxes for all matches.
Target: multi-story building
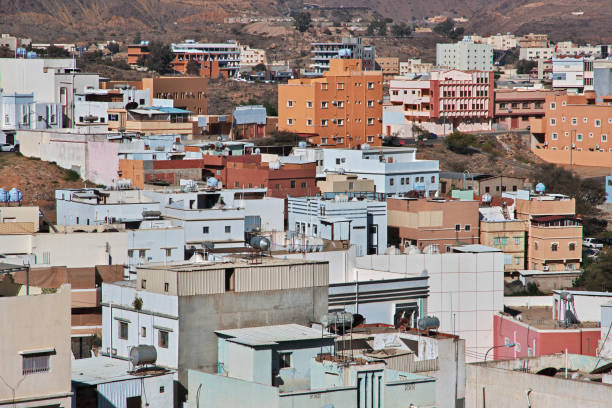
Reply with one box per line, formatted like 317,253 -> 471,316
439,172 -> 527,196
127,41 -> 150,65
1,92 -> 62,132
529,91 -> 612,168
278,59 -> 383,148
494,89 -> 552,130
107,106 -> 195,137
317,173 -> 375,196
519,47 -> 556,61
388,70 -> 494,136
0,283 -> 72,407
399,58 -> 434,76
518,33 -> 549,49
436,37 -> 493,71
287,195 -> 387,256
553,57 -> 594,92
170,40 -> 240,78
310,37 -> 376,74
0,58 -> 99,127
375,57 -> 399,81
74,88 -> 150,128
473,33 -> 518,51
387,197 -> 480,253
0,33 -> 31,51
511,190 -> 582,272
101,257 -> 329,387
321,147 -> 440,197
238,44 -> 266,66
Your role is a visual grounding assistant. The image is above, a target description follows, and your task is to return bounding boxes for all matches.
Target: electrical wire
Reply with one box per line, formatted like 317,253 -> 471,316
593,323 -> 612,371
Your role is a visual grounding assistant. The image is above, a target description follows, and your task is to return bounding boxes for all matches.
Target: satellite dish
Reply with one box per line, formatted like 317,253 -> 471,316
125,101 -> 138,110
535,183 -> 546,194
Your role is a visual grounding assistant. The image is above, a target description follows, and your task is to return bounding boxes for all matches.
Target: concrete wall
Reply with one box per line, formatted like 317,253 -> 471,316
94,373 -> 174,408
177,286 -> 328,387
33,232 -> 128,267
0,285 -> 72,407
0,206 -> 40,231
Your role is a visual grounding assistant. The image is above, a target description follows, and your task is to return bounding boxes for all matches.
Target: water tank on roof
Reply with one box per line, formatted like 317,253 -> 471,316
8,188 -> 22,203
206,177 -> 219,188
298,141 -> 307,148
26,51 -> 38,59
250,236 -> 271,251
385,246 -> 400,255
417,316 -> 440,331
482,193 -> 492,204
129,345 -> 157,366
0,188 -> 7,203
361,143 -> 371,150
269,161 -> 281,170
536,183 -> 546,194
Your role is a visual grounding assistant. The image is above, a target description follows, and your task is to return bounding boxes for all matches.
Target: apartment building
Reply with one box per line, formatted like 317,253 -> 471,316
170,40 -> 241,78
553,57 -> 594,92
439,172 -> 527,196
0,33 -> 31,51
375,57 -> 399,81
107,106 -> 195,137
278,59 -> 383,148
530,91 -> 612,168
127,41 -> 150,65
494,89 -> 552,130
0,284 -> 72,407
101,258 -> 329,387
1,92 -> 62,132
473,33 -> 518,51
321,147 -> 439,197
512,191 -> 582,272
436,37 -> 494,71
287,195 -> 387,256
317,173 -> 375,196
519,33 -> 549,48
387,197 -> 480,253
74,88 -> 150,128
518,47 -> 556,61
310,37 -> 376,74
388,70 -> 494,136
399,58 -> 434,76
239,45 -> 266,66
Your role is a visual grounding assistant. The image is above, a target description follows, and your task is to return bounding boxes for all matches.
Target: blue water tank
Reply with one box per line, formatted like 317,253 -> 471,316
8,188 -> 22,203
206,177 -> 219,188
298,141 -> 307,148
0,188 -> 7,203
26,51 -> 38,59
535,183 -> 546,194
16,48 -> 27,57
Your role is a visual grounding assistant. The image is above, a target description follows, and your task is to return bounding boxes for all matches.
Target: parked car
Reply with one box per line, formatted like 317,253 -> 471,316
583,248 -> 600,259
583,238 -> 604,249
0,143 -> 17,152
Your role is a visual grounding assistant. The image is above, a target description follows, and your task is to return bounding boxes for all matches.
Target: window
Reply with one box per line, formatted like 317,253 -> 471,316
571,117 -> 577,125
584,117 -> 588,123
464,225 -> 471,231
164,282 -> 169,292
306,101 -> 313,108
550,102 -> 556,110
514,237 -> 521,245
549,118 -> 556,126
367,100 -> 374,107
128,250 -> 134,258
337,119 -> 344,126
287,100 -> 294,107
225,268 -> 235,291
551,133 -> 558,140
337,100 -> 344,108
400,178 -> 405,185
108,114 -> 119,121
569,242 -> 576,251
390,178 -> 394,186
301,182 -> 306,188
321,119 -> 328,126
367,118 -> 374,125
139,250 -> 146,259
306,119 -> 313,126
119,321 -> 128,339
158,330 -> 169,348
279,352 -> 292,368
367,82 -> 375,89
160,386 -> 165,393
165,248 -> 172,257
225,225 -> 231,233
286,118 -> 294,125
321,101 -> 329,109
493,237 -> 501,246
455,224 -> 460,231
337,82 -> 344,90
431,176 -> 435,183
291,180 -> 296,188
501,237 -> 508,245
139,326 -> 147,337
141,279 -> 146,289
22,353 -> 51,375
551,243 -> 558,251
321,83 -> 328,90
576,133 -> 583,141
595,119 -> 601,127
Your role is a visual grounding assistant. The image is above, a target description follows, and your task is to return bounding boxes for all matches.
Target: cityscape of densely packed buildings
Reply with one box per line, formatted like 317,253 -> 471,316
2,12 -> 612,408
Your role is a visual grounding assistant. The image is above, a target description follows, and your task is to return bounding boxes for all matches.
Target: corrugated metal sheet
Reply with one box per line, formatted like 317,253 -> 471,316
177,269 -> 224,296
0,222 -> 35,234
236,263 -> 328,292
97,378 -> 141,408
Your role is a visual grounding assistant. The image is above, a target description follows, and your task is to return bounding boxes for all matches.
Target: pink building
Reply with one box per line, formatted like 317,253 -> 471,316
386,70 -> 494,138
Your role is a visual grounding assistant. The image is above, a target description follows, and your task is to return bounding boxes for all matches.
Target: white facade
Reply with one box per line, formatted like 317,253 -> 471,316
321,148 -> 439,196
102,281 -> 179,369
553,57 -> 594,92
239,45 -> 267,66
519,47 -> 556,61
287,196 -> 387,256
436,38 -> 493,71
1,93 -> 62,131
399,59 -> 434,76
354,248 -> 505,361
473,34 -> 518,51
75,88 -> 150,127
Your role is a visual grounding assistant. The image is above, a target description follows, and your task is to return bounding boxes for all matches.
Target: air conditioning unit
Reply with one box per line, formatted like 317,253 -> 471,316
542,266 -> 549,271
378,99 -> 383,104
332,119 -> 337,123
378,117 -> 382,122
332,101 -> 337,106
111,348 -> 118,355
596,145 -> 600,150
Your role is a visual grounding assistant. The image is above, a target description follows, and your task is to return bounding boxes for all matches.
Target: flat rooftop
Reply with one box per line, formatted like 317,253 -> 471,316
72,356 -> 172,386
215,324 -> 328,347
137,257 -> 327,272
502,306 -> 599,330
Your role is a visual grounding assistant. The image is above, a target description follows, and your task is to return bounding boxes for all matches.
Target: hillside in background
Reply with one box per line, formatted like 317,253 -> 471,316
2,0 -> 612,44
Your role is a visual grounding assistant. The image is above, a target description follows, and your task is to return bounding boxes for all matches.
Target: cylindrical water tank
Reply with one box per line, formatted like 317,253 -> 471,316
130,345 -> 157,366
250,236 -> 271,251
0,188 -> 7,203
417,316 -> 440,331
8,188 -> 22,203
207,177 -> 219,188
298,141 -> 307,148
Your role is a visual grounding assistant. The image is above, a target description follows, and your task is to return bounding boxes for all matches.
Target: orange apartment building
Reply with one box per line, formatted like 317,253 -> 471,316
494,89 -> 553,130
278,59 -> 383,148
170,40 -> 241,78
387,197 -> 480,253
101,76 -> 208,115
530,91 -> 612,168
515,192 -> 582,272
127,42 -> 150,65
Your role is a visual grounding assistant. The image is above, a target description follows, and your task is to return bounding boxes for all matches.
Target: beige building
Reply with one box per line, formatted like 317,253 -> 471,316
0,284 -> 72,407
480,220 -> 527,273
317,174 -> 375,194
375,57 -> 399,81
239,45 -> 267,66
399,59 -> 434,76
0,206 -> 40,234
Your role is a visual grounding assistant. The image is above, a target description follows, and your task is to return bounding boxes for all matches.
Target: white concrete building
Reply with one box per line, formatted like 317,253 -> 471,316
75,88 -> 151,128
436,38 -> 493,71
519,47 -> 556,61
0,58 -> 100,126
399,59 -> 434,76
552,57 -> 594,92
320,148 -> 439,197
1,92 -> 62,132
287,196 -> 387,256
239,45 -> 267,66
473,33 -> 518,51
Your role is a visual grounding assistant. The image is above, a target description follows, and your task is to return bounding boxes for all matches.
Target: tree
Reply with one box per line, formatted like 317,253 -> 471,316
133,32 -> 142,44
433,19 -> 463,40
141,41 -> 174,74
390,23 -> 412,38
294,12 -> 312,32
186,59 -> 201,75
47,45 -> 70,58
263,100 -> 277,116
253,63 -> 267,72
444,131 -> 477,154
516,59 -> 537,75
107,42 -> 120,54
574,249 -> 612,291
367,20 -> 388,37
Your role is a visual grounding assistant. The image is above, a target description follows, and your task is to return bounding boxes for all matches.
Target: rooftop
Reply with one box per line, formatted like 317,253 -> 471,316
501,306 -> 599,330
215,324 -> 328,347
72,356 -> 172,386
137,257 -> 327,273
451,244 -> 502,253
